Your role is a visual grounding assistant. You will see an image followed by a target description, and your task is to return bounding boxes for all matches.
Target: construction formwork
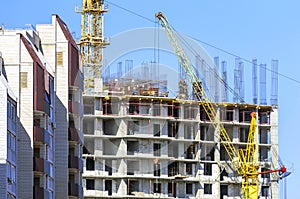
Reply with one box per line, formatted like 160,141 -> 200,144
82,93 -> 278,198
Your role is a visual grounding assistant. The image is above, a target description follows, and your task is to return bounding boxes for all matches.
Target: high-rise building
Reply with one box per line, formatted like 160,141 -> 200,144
0,14 -> 83,199
78,2 -> 279,197
82,91 -> 279,198
0,53 -> 18,199
37,15 -> 84,199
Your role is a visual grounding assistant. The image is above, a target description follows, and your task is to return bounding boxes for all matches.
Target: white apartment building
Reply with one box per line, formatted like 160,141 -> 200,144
0,14 -> 83,199
0,53 -> 18,199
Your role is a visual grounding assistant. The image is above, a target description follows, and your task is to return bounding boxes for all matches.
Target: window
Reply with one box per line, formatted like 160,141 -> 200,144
168,162 -> 178,177
105,180 -> 112,195
220,146 -> 229,161
220,185 -> 228,199
127,141 -> 139,155
129,101 -> 139,115
221,109 -> 234,121
168,182 -> 176,197
7,132 -> 16,152
49,163 -> 54,178
186,183 -> 193,194
153,143 -> 161,156
7,162 -> 16,185
20,72 -> 28,88
204,163 -> 212,176
186,163 -> 193,175
49,76 -> 54,105
168,122 -> 178,138
200,126 -> 205,140
128,121 -> 139,135
153,124 -> 160,137
204,184 -> 212,194
239,111 -> 252,123
86,157 -> 95,170
7,101 -> 11,118
86,179 -> 95,190
184,124 -> 193,139
168,183 -> 172,194
239,127 -> 249,142
261,186 -> 269,196
127,160 -> 139,175
153,183 -> 161,193
152,102 -> 160,116
128,180 -> 139,195
200,126 -> 214,141
259,112 -> 269,124
153,163 -> 160,176
105,160 -> 112,176
259,147 -> 269,161
259,129 -> 270,144
186,144 -> 195,159
103,100 -> 113,115
7,98 -> 17,133
56,52 -> 63,66
261,168 -> 270,178
47,175 -> 54,191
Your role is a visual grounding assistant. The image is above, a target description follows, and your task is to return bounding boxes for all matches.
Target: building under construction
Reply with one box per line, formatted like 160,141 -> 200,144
80,1 -> 281,199
82,89 -> 280,199
0,1 -> 284,199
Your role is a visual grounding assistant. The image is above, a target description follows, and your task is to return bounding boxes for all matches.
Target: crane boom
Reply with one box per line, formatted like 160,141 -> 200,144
155,12 -> 258,199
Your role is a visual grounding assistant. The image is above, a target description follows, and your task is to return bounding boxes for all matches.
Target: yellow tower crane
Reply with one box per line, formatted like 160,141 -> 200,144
155,12 -> 259,199
79,0 -> 109,93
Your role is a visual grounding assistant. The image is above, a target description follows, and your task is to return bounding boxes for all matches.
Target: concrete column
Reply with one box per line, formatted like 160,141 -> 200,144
95,179 -> 104,192
94,138 -> 103,156
117,120 -> 126,136
117,179 -> 127,196
95,118 -> 102,136
177,122 -> 184,139
232,126 -> 239,142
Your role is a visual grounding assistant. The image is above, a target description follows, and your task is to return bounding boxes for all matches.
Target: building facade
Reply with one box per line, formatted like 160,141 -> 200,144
0,53 -> 18,199
0,14 -> 83,199
37,15 -> 84,199
82,93 -> 279,198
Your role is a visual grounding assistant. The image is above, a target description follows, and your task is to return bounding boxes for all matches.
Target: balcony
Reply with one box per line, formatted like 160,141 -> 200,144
69,127 -> 83,144
33,186 -> 50,199
34,126 -> 51,146
68,155 -> 83,172
44,101 -> 51,116
68,43 -> 84,90
7,117 -> 16,133
33,65 -> 45,113
33,157 -> 51,176
68,183 -> 83,198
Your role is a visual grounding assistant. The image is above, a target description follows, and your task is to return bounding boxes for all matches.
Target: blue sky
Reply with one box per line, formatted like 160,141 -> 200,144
2,0 -> 300,198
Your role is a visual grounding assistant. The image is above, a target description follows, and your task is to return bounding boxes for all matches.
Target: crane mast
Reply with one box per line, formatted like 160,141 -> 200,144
155,12 -> 259,199
79,0 -> 109,93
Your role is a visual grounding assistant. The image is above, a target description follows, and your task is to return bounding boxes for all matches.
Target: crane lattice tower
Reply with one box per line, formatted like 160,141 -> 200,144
80,0 -> 109,93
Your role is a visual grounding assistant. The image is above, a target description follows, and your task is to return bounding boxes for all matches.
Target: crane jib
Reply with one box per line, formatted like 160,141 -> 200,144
156,12 -> 259,199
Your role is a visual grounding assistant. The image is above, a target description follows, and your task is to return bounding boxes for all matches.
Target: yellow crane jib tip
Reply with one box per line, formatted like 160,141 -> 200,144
155,12 -> 163,18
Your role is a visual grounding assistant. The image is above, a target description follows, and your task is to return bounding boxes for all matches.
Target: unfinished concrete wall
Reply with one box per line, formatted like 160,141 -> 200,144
83,96 -> 278,198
